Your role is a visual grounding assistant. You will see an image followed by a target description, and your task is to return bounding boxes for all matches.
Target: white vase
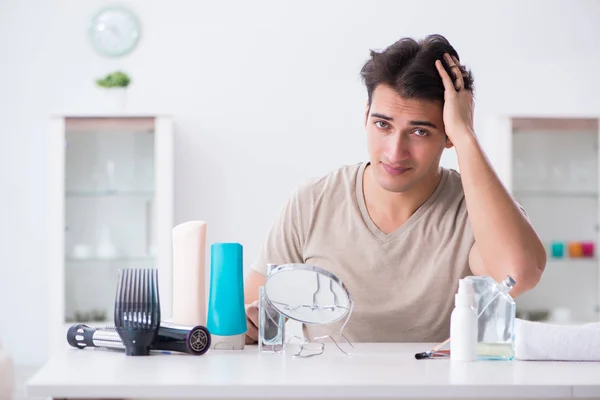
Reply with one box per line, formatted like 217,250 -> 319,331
96,225 -> 118,260
98,87 -> 127,113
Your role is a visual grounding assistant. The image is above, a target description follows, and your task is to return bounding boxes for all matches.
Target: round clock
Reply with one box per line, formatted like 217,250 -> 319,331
89,6 -> 141,57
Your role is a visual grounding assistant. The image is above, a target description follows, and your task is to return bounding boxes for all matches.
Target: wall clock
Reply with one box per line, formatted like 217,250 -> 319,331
89,6 -> 141,57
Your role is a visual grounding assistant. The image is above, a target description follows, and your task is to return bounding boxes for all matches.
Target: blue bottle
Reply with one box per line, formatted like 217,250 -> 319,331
206,242 -> 246,350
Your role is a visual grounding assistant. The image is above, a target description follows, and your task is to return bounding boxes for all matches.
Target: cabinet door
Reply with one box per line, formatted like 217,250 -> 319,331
63,117 -> 157,325
510,118 -> 600,324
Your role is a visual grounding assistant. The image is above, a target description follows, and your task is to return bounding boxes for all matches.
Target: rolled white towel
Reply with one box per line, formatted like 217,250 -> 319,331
515,318 -> 600,361
0,340 -> 15,399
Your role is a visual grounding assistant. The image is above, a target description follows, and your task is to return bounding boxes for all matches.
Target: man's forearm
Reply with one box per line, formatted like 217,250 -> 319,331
454,134 -> 546,291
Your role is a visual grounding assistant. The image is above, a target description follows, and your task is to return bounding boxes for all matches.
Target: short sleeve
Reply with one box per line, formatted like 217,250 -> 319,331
250,185 -> 308,275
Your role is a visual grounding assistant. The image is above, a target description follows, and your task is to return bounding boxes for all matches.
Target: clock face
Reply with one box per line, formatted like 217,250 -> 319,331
89,6 -> 141,57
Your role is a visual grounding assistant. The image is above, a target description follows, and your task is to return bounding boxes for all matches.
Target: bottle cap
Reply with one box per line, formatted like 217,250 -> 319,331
455,278 -> 475,307
458,278 -> 474,295
502,275 -> 516,289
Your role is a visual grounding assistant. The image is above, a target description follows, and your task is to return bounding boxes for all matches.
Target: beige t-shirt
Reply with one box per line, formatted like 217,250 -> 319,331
251,162 -> 474,343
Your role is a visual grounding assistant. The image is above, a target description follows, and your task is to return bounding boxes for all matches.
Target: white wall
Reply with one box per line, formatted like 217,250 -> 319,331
1,0 -> 600,365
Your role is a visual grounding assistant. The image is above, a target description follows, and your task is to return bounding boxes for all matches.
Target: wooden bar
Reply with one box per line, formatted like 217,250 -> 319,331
512,117 -> 598,132
65,117 -> 155,132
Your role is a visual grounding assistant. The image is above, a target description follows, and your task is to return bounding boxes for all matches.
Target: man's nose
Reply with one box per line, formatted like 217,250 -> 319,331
385,132 -> 410,162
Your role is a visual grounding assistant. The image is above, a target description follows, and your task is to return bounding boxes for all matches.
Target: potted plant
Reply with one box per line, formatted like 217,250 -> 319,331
95,71 -> 131,111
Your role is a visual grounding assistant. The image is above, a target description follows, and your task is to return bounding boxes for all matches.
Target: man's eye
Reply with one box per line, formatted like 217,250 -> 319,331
375,121 -> 390,129
413,129 -> 429,137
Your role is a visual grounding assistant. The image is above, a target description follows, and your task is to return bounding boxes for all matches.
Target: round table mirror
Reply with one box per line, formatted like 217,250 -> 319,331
264,263 -> 352,325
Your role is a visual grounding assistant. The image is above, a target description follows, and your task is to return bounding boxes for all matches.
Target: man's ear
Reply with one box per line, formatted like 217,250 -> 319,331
364,101 -> 370,126
444,136 -> 454,149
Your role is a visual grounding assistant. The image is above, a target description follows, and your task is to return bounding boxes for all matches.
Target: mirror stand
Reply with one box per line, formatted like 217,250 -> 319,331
265,265 -> 355,357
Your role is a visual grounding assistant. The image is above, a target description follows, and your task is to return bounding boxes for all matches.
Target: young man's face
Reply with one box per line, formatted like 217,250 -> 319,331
365,84 -> 452,193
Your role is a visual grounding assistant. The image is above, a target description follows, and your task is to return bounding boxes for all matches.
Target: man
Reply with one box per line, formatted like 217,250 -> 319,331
243,34 -> 546,344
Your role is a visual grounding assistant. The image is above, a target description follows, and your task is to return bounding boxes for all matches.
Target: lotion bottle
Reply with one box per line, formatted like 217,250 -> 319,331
450,278 -> 478,361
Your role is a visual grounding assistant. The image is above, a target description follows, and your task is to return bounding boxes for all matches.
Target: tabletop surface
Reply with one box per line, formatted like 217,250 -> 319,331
27,343 -> 600,399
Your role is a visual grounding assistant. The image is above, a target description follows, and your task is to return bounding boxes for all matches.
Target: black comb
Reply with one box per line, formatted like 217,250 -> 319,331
114,268 -> 161,356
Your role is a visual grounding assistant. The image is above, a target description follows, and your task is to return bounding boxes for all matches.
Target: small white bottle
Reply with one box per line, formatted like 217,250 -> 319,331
450,278 -> 478,361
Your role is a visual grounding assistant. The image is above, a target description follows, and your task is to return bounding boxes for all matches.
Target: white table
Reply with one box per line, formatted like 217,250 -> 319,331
27,343 -> 600,399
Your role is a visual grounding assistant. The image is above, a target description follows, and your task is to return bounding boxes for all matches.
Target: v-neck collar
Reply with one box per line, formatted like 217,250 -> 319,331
355,162 -> 449,243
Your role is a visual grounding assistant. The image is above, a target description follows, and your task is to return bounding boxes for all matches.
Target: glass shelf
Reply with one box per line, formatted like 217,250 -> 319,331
546,256 -> 598,266
66,256 -> 155,263
513,190 -> 597,198
63,320 -> 111,328
547,258 -> 597,265
66,190 -> 154,198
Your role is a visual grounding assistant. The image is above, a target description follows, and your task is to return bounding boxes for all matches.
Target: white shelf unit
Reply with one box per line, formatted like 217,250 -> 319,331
48,115 -> 174,355
488,116 -> 600,324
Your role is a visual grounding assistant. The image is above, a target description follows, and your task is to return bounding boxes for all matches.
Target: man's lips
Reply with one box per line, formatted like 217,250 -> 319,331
382,162 -> 411,176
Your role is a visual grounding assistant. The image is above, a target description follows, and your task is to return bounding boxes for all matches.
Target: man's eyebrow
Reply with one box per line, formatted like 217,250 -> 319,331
371,113 -> 438,129
370,113 -> 393,121
409,120 -> 438,129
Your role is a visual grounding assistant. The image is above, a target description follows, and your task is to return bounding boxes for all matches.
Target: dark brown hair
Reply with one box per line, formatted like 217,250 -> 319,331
360,34 -> 474,106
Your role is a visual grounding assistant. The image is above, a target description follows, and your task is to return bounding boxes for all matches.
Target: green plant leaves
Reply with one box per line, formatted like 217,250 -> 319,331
96,71 -> 131,88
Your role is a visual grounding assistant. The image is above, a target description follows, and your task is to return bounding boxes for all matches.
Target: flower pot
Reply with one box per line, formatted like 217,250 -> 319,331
98,87 -> 127,113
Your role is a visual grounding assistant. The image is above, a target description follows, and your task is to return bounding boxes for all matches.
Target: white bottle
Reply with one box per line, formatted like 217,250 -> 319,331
171,221 -> 207,326
450,278 -> 478,361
